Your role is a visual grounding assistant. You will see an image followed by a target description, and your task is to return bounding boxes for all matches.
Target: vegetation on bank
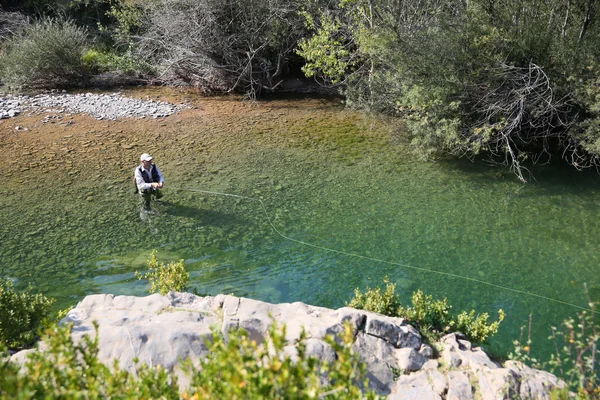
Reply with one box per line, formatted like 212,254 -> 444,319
1,253 -> 599,397
135,250 -> 189,295
2,0 -> 600,179
0,278 -> 54,350
0,322 -> 380,399
347,278 -> 505,344
511,290 -> 600,399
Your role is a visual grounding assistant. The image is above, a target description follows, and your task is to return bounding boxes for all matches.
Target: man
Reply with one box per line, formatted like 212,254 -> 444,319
135,153 -> 165,212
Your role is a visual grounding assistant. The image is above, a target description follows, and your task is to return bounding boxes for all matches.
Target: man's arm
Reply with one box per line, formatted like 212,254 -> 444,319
154,164 -> 165,188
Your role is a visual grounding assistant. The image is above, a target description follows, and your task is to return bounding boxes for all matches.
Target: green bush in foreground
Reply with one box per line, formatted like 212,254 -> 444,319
348,279 -> 505,343
136,250 -> 189,295
0,278 -> 54,350
511,297 -> 600,398
0,323 -> 179,399
0,18 -> 91,89
0,321 -> 380,399
188,321 -> 380,399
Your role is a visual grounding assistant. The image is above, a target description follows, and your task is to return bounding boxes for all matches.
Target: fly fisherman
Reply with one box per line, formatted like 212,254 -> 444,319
135,153 -> 165,213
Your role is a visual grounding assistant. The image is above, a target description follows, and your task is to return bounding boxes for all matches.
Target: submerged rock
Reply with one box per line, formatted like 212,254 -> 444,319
12,293 -> 565,398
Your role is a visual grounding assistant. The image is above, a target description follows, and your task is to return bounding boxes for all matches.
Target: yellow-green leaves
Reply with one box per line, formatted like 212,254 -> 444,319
136,250 -> 189,295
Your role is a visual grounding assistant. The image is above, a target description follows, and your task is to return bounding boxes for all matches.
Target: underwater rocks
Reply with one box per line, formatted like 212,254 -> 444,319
0,91 -> 186,121
12,293 -> 564,399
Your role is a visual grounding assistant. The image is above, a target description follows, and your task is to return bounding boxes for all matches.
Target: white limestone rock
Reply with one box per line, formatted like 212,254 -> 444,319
10,293 -> 566,399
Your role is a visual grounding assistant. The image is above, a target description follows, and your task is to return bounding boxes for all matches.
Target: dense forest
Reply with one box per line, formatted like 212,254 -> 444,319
2,0 -> 600,181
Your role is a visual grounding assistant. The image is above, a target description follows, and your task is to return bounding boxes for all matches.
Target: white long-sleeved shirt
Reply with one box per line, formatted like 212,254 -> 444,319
134,163 -> 165,193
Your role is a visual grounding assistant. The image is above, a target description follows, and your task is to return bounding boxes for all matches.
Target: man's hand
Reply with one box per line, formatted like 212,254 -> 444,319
151,182 -> 160,189
157,182 -> 164,189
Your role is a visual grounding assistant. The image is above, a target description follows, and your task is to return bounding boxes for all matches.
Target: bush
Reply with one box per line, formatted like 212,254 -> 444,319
136,250 -> 189,295
511,294 -> 600,397
133,0 -> 311,95
0,278 -> 54,350
188,321 -> 380,399
0,321 -> 381,399
347,277 -> 400,316
348,279 -> 505,344
0,323 -> 180,399
0,18 -> 91,89
398,290 -> 453,334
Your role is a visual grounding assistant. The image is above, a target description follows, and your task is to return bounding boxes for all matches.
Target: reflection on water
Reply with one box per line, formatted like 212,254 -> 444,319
2,94 -> 600,359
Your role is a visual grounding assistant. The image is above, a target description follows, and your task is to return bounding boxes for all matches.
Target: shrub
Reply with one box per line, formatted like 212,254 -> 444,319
0,278 -> 54,350
136,250 -> 189,295
0,10 -> 29,41
0,18 -> 91,89
454,309 -> 505,344
347,279 -> 505,344
398,290 -> 453,334
188,321 -> 380,399
347,277 -> 400,316
0,323 -> 180,399
512,296 -> 600,397
0,321 -> 380,399
81,48 -> 153,75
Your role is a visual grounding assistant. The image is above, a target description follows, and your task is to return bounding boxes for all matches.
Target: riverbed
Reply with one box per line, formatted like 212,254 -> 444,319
2,87 -> 599,358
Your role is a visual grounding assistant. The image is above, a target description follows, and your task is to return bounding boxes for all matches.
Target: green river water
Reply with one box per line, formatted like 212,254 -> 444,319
2,92 -> 600,359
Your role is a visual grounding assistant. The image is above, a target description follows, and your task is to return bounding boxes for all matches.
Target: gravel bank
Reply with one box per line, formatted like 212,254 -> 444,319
0,91 -> 188,121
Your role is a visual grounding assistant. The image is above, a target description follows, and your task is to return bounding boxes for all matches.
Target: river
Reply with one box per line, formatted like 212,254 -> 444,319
2,87 -> 600,359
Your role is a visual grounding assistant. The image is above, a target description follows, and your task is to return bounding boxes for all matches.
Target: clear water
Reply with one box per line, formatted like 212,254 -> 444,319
2,93 -> 600,360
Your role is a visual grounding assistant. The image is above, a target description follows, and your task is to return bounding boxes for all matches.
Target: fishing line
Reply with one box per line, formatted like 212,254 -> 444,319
177,187 -> 598,315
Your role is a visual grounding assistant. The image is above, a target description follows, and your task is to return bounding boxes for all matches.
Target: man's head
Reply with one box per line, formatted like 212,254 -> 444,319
140,153 -> 153,168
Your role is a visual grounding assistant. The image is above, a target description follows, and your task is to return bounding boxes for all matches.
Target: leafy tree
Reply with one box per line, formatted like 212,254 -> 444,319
297,0 -> 600,181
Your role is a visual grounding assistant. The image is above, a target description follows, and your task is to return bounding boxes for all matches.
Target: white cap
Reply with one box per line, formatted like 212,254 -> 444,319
140,153 -> 153,161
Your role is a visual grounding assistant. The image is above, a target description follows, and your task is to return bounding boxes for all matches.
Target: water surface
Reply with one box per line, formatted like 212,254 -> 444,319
2,89 -> 599,359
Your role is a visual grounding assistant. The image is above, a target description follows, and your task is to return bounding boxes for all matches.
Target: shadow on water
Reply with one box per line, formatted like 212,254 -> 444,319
439,153 -> 600,193
161,201 -> 247,226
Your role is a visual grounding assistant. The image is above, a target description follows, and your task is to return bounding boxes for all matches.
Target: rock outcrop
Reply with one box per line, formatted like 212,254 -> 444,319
13,293 -> 564,398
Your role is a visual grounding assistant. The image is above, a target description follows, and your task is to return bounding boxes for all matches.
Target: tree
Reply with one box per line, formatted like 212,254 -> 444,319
297,0 -> 600,181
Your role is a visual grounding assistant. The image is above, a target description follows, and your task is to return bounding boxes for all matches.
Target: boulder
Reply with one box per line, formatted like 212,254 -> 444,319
11,293 -> 565,399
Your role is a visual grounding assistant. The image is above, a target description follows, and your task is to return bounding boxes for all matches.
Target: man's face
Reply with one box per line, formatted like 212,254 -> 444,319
142,159 -> 152,169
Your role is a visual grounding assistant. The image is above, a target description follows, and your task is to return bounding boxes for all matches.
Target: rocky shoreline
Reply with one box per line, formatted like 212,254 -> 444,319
0,91 -> 187,121
12,293 -> 564,399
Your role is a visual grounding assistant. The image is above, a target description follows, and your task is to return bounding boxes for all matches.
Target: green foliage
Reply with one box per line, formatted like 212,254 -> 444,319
511,292 -> 600,398
296,11 -> 355,84
0,321 -> 380,399
136,250 -> 189,295
348,280 -> 504,344
454,309 -> 506,344
296,0 -> 600,179
188,321 -> 380,399
54,305 -> 74,323
0,18 -> 91,89
82,48 -> 146,73
101,0 -> 148,44
0,278 -> 54,350
547,306 -> 599,398
347,277 -> 400,316
398,290 -> 452,334
0,322 -> 180,399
